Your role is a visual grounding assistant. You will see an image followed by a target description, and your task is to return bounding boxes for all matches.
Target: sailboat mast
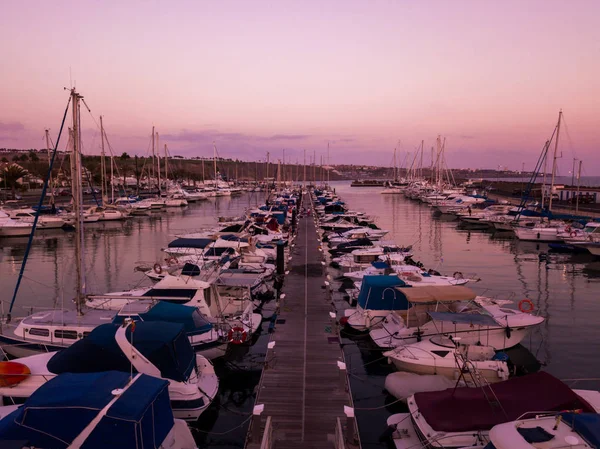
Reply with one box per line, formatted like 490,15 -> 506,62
327,141 -> 330,187
156,132 -> 161,193
151,126 -> 155,187
99,116 -> 106,203
44,129 -> 55,206
420,140 -> 424,180
71,89 -> 86,315
110,151 -> 114,203
164,144 -> 168,183
213,142 -> 218,189
548,110 -> 562,212
576,160 -> 582,213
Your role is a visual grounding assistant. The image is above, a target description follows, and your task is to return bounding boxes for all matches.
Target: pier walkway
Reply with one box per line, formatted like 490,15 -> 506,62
246,196 -> 357,449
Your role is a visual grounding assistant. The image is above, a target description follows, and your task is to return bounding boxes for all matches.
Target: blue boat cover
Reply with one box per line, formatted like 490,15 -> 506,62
371,261 -> 390,269
181,263 -> 201,276
428,311 -> 499,326
357,276 -> 409,311
48,322 -> 195,382
561,413 -> 600,448
0,371 -> 173,449
167,237 -> 212,248
142,288 -> 197,300
220,234 -> 249,242
113,301 -> 213,336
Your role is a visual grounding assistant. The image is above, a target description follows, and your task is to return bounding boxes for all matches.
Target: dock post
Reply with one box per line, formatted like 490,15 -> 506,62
337,360 -> 347,392
251,404 -> 265,444
344,406 -> 356,444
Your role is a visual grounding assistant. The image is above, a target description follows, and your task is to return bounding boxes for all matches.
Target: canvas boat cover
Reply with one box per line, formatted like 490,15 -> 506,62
113,301 -> 213,336
167,237 -> 212,248
0,371 -> 173,449
357,276 -> 409,311
396,285 -> 476,303
142,287 -> 197,300
561,413 -> 600,449
48,322 -> 195,382
415,371 -> 594,432
428,311 -> 499,326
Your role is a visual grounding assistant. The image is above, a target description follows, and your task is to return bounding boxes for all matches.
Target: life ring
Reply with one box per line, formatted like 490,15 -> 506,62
453,271 -> 464,280
227,326 -> 248,345
153,263 -> 163,274
570,231 -> 577,238
518,299 -> 534,313
565,226 -> 572,233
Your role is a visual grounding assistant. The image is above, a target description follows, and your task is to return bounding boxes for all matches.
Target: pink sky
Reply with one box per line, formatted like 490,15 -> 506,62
1,0 -> 599,173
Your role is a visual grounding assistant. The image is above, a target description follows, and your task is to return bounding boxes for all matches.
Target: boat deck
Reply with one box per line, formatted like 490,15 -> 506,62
246,198 -> 358,449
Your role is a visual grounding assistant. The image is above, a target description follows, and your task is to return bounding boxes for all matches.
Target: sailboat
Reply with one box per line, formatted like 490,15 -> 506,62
515,111 -> 570,242
381,147 -> 405,194
0,89 -> 118,357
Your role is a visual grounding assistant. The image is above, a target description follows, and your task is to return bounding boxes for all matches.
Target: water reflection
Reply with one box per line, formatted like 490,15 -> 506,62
330,181 -> 599,381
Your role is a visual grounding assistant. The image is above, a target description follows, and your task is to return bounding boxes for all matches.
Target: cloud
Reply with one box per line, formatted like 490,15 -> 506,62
0,122 -> 25,133
162,129 -> 311,144
266,134 -> 310,141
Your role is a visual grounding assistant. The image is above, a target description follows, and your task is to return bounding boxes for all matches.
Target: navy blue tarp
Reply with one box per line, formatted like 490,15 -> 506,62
113,301 -> 213,336
167,237 -> 212,248
48,322 -> 195,382
561,413 -> 600,448
357,276 -> 409,311
0,372 -> 173,449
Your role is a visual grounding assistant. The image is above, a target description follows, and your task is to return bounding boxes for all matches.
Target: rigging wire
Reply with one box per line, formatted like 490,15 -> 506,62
8,94 -> 72,317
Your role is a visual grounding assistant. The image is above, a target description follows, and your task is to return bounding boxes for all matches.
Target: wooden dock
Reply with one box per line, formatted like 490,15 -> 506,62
246,197 -> 358,449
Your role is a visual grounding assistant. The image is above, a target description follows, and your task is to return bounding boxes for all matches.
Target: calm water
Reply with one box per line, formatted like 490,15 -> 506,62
2,184 -> 600,447
328,181 -> 600,448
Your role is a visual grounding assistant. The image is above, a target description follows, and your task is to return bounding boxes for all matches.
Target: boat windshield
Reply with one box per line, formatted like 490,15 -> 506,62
430,335 -> 456,348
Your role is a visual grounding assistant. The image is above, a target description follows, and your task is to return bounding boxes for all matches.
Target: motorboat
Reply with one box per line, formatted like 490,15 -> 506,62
0,321 -> 219,421
370,295 -> 544,350
87,266 -> 262,342
387,371 -> 600,448
0,211 -> 34,237
0,371 -> 198,449
342,276 -> 412,330
5,208 -> 67,229
383,335 -> 510,384
465,412 -> 600,449
514,223 -> 567,242
85,205 -> 130,221
332,247 -> 413,273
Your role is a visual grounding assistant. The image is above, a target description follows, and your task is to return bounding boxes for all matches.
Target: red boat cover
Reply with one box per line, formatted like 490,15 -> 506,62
414,371 -> 595,432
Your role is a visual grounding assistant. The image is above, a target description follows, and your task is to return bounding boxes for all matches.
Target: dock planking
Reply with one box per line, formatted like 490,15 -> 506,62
247,195 -> 356,449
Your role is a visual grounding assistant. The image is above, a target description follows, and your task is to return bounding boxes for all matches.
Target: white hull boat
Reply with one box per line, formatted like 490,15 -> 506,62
384,336 -> 510,384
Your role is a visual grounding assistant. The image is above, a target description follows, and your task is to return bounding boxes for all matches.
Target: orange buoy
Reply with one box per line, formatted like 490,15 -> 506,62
0,361 -> 31,387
